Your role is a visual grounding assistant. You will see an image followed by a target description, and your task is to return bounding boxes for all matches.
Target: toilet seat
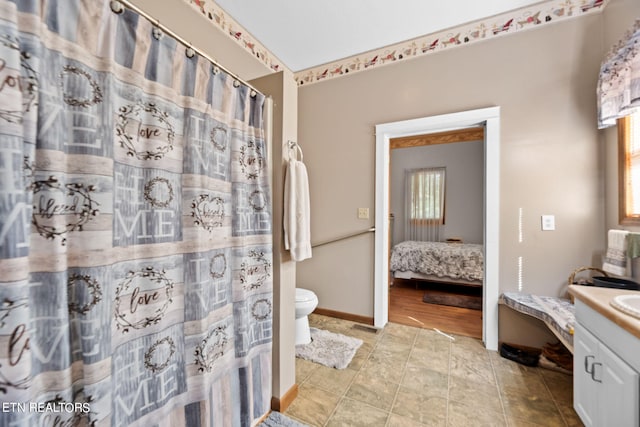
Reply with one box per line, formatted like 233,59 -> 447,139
296,288 -> 317,303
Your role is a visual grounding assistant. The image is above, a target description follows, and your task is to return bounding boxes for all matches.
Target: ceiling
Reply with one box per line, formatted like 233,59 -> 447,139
214,0 -> 547,72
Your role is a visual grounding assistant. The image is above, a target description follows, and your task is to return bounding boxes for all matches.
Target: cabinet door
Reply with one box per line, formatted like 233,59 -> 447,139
598,343 -> 640,427
574,323 -> 599,427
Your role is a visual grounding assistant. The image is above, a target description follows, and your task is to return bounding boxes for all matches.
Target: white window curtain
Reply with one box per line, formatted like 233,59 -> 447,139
597,19 -> 640,129
404,167 -> 445,242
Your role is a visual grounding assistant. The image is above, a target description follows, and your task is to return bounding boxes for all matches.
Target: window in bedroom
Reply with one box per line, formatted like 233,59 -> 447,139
619,111 -> 640,224
407,167 -> 446,224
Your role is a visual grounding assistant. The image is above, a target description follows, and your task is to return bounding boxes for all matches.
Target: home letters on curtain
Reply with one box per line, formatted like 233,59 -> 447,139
0,1 -> 272,426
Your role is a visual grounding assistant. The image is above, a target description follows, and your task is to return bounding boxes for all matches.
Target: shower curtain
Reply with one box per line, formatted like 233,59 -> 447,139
0,1 -> 272,426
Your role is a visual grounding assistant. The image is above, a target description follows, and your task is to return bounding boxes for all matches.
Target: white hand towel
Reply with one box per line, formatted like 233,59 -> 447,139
602,229 -> 629,276
284,158 -> 312,261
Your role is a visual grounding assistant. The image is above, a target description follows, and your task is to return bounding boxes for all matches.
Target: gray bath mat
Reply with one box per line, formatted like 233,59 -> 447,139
258,411 -> 308,427
295,328 -> 363,369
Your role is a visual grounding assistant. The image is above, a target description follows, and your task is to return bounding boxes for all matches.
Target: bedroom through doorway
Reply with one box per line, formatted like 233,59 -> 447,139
374,107 -> 501,351
388,128 -> 485,339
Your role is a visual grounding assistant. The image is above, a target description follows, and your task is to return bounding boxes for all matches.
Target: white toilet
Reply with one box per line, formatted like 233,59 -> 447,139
295,288 -> 318,345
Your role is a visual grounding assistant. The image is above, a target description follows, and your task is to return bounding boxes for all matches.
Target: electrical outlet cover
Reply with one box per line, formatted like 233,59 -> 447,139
358,208 -> 369,219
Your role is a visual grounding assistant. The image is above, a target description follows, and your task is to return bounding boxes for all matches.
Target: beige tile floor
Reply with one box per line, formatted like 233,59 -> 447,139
284,314 -> 583,427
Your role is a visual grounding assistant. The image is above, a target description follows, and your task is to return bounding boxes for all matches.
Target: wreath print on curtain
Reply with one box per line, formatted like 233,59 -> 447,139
0,1 -> 273,426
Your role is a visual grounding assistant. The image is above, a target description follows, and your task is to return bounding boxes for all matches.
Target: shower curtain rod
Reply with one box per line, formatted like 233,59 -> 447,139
311,227 -> 375,249
110,0 -> 264,97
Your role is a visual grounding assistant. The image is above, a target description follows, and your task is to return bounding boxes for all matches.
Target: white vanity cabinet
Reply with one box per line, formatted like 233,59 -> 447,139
573,300 -> 640,427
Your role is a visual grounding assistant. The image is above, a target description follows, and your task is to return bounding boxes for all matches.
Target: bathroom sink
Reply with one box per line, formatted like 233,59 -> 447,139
592,276 -> 640,291
611,294 -> 640,320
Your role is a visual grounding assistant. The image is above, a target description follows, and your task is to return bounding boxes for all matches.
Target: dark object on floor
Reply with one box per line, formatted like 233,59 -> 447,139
422,291 -> 482,310
541,341 -> 573,371
499,343 -> 540,367
539,354 -> 572,375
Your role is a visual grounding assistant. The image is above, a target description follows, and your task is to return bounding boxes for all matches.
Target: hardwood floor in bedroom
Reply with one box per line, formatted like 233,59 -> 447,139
389,280 -> 482,339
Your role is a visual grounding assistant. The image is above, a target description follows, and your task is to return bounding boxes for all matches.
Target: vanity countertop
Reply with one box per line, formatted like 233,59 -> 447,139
569,285 -> 640,340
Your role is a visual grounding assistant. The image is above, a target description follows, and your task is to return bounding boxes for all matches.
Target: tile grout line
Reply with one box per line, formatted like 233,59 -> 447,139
488,349 -> 510,425
445,337 -> 453,426
539,370 -> 571,427
383,324 -> 420,426
383,327 -> 398,427
323,320 -> 383,427
306,317 -> 349,426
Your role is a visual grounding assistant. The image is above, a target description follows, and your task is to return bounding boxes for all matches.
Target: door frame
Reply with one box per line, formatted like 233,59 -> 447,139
374,106 -> 500,350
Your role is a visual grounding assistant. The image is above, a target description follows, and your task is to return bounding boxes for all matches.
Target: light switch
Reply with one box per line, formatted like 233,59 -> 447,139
541,215 -> 555,231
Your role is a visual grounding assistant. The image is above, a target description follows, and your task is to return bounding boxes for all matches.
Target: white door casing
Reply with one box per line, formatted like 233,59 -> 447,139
374,106 -> 500,351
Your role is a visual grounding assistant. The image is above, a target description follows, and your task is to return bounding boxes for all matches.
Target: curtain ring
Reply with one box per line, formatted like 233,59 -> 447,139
250,90 -> 257,98
110,0 -> 124,14
152,21 -> 163,40
185,45 -> 195,58
233,80 -> 241,88
212,65 -> 220,75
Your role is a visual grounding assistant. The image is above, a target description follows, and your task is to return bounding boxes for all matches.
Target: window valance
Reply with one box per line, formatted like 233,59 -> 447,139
598,19 -> 640,129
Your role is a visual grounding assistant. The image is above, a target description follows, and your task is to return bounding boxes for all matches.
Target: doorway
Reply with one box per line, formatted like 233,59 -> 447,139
388,129 -> 484,338
374,107 -> 500,351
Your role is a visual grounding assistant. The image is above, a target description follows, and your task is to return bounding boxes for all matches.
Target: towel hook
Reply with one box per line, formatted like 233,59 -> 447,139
287,140 -> 303,161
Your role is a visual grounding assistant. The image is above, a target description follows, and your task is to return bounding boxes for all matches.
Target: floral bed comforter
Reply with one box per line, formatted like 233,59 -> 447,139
390,241 -> 484,282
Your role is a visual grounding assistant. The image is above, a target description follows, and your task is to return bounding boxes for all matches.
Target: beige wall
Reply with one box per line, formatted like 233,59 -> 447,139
297,12 -> 609,346
390,141 -> 484,245
251,71 -> 299,404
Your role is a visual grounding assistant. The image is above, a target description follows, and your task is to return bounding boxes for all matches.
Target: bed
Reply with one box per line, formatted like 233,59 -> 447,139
390,240 -> 484,287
